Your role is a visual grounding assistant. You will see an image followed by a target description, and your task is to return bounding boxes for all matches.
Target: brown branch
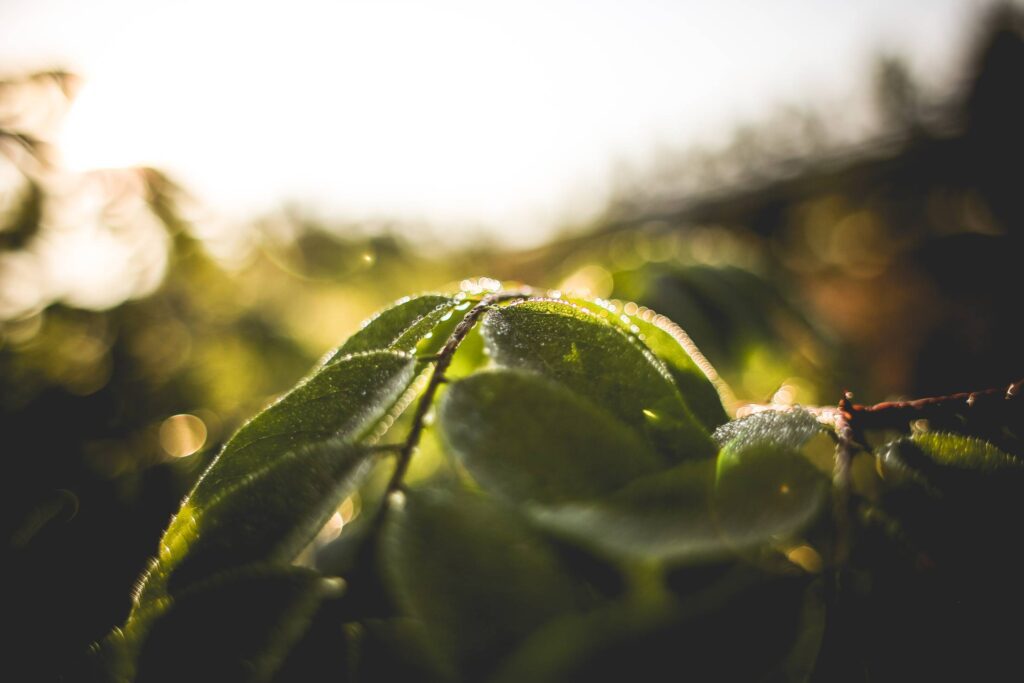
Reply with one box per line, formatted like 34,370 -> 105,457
845,378 -> 1023,431
736,378 -> 1022,434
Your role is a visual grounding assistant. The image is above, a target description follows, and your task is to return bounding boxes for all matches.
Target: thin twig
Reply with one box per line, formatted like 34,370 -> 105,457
831,393 -> 863,566
736,377 -> 1023,433
846,378 -> 1023,431
383,291 -> 527,497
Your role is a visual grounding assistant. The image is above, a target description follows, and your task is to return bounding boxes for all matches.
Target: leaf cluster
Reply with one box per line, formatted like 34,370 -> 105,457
95,283 -> 1024,682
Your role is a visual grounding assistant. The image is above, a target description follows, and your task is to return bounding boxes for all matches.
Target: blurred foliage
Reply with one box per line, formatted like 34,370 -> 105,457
1,3 -> 1023,680
567,2 -> 1024,398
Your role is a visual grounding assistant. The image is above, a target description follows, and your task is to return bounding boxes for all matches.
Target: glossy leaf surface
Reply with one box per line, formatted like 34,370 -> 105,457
136,351 -> 413,605
482,299 -> 715,462
570,297 -> 728,431
712,410 -> 832,545
329,294 -> 460,358
439,369 -> 664,504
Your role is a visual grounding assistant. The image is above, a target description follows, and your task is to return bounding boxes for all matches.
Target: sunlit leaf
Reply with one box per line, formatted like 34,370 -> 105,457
329,294 -> 460,359
130,350 -> 416,635
381,485 -> 591,679
162,440 -> 374,593
570,297 -> 728,431
711,407 -> 823,450
879,432 -> 1023,481
482,299 -> 715,461
439,369 -> 664,504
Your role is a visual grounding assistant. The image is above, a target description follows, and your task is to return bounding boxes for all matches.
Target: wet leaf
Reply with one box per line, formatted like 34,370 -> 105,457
711,407 -> 824,450
130,350 -> 416,636
713,410 -> 832,546
880,432 -> 1023,480
330,294 -> 459,358
439,369 -> 664,504
570,298 -> 728,431
194,350 -> 415,500
482,299 -> 715,462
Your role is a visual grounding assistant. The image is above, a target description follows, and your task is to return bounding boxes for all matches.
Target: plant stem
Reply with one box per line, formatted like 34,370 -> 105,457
736,377 -> 1023,433
383,291 -> 527,497
844,378 -> 1023,430
831,393 -> 864,566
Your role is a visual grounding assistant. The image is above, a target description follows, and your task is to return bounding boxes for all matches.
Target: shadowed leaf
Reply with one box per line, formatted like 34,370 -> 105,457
135,566 -> 344,683
439,369 -> 664,504
382,485 -> 590,680
529,460 -> 723,562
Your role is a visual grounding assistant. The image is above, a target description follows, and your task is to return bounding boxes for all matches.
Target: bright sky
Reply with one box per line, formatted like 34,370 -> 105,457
0,0 -> 987,245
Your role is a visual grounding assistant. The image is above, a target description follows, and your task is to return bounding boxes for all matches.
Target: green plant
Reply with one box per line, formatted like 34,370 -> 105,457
94,280 -> 1023,682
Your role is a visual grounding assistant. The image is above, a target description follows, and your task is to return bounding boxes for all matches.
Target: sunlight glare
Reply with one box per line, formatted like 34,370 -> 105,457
11,0 -> 977,243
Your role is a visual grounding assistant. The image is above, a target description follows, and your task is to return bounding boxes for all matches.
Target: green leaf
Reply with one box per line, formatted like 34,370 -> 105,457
329,294 -> 460,358
883,431 -> 1022,473
490,571 -> 820,683
191,350 -> 415,501
131,350 -> 416,631
161,440 -> 374,593
878,431 -> 1024,494
569,298 -> 728,431
382,485 -> 590,680
482,300 -> 715,462
529,460 -> 724,562
439,369 -> 664,504
713,410 -> 832,546
711,407 -> 824,450
134,566 -> 344,683
526,410 -> 831,564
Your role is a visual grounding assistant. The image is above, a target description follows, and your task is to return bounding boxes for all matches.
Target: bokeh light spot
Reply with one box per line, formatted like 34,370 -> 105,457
159,413 -> 208,458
